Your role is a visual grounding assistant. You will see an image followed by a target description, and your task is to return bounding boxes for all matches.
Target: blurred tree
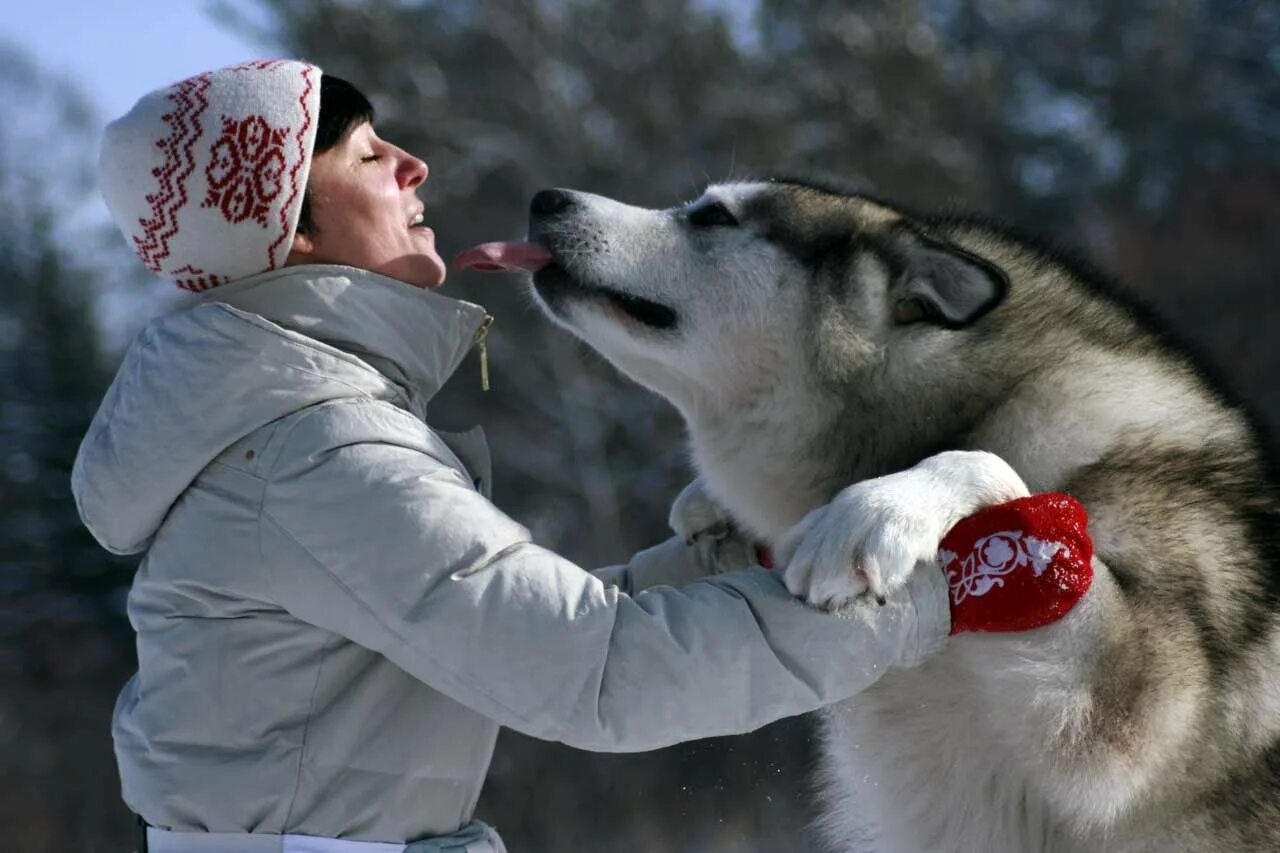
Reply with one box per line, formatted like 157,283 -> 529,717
0,40 -> 139,853
0,41 -> 132,677
749,0 -> 1280,431
752,0 -> 1280,224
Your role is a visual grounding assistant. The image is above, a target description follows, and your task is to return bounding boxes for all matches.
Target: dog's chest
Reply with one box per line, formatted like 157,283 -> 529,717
816,655 -> 1082,853
692,431 -> 828,541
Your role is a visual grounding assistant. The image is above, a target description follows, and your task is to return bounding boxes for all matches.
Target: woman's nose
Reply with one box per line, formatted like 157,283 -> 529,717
398,151 -> 428,190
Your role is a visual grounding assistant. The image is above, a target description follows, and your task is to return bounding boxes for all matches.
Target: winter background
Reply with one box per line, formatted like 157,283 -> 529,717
2,1 -> 1278,850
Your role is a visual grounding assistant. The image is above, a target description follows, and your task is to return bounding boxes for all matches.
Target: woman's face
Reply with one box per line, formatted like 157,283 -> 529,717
286,121 -> 446,289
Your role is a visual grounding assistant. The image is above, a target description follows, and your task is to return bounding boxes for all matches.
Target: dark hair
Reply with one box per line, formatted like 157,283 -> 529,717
295,74 -> 375,235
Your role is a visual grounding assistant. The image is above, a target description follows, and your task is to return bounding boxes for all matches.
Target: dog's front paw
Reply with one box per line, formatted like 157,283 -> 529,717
776,480 -> 925,609
668,477 -> 734,544
777,451 -> 1030,610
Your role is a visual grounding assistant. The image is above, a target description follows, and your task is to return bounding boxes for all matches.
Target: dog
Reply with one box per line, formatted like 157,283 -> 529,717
512,180 -> 1280,851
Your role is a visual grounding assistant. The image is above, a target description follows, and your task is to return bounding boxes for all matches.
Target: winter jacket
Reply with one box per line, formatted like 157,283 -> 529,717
71,265 -> 949,849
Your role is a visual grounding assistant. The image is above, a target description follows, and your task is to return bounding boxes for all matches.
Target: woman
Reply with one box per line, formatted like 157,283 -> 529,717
77,61 -> 1088,852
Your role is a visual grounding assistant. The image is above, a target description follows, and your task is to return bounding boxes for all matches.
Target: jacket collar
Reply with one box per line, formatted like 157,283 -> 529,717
199,264 -> 491,403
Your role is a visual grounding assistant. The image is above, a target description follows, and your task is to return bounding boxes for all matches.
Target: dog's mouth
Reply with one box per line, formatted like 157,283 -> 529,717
455,241 -> 678,332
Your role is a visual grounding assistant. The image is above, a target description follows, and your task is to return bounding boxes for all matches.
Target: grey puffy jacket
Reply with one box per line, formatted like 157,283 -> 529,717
71,265 -> 949,848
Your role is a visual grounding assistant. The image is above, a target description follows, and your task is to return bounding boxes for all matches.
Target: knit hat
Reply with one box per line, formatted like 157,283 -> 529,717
100,59 -> 321,292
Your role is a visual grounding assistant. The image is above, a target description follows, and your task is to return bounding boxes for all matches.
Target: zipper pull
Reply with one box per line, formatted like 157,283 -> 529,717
474,314 -> 494,391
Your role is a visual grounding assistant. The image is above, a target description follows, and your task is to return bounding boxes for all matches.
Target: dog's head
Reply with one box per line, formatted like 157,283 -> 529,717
511,181 -> 1008,410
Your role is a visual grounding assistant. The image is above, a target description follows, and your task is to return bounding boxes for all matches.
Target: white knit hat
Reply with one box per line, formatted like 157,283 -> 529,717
100,59 -> 321,292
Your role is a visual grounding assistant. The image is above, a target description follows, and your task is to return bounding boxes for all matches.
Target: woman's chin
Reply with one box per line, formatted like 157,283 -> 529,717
418,263 -> 447,290
384,253 -> 447,290
424,261 -> 447,290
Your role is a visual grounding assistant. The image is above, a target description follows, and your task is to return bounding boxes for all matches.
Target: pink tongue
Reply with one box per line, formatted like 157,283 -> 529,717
454,241 -> 554,273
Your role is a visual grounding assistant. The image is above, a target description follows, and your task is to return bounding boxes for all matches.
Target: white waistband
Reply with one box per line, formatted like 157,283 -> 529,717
145,826 -> 504,853
147,829 -> 404,853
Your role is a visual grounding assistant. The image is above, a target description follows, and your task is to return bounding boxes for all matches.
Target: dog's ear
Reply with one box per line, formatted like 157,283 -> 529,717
891,233 -> 1009,328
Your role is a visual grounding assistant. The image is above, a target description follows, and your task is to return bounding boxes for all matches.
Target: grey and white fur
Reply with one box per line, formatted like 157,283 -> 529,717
522,181 -> 1280,852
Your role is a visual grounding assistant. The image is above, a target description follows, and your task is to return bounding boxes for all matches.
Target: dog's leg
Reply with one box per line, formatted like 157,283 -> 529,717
949,562 -> 1184,831
951,449 -> 1267,837
778,450 -> 1030,609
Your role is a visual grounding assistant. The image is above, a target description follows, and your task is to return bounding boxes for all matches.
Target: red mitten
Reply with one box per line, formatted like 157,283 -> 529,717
940,492 -> 1093,634
755,492 -> 1092,632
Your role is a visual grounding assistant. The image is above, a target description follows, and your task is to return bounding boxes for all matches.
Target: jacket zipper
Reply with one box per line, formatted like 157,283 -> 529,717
474,314 -> 494,391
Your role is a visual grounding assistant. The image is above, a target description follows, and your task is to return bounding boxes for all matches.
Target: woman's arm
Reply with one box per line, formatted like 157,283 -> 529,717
591,528 -> 759,594
258,403 -> 949,753
593,477 -> 761,593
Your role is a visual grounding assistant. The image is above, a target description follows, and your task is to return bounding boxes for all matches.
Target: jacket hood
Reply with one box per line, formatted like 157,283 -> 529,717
72,265 -> 489,555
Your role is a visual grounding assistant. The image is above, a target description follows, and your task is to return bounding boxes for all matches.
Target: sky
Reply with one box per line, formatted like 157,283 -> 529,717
0,1 -> 273,124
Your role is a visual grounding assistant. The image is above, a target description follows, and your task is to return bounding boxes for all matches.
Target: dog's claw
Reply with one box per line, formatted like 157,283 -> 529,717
864,567 -> 888,607
682,519 -> 732,547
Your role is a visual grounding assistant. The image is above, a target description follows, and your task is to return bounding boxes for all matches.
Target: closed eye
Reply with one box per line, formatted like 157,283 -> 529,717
686,201 -> 739,228
361,154 -> 382,163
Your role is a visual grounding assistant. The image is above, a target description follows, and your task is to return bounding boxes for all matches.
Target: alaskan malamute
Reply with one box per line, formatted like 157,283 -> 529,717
487,181 -> 1280,852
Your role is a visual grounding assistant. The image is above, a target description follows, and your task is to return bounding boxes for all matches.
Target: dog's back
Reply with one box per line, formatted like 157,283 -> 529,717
816,221 -> 1280,852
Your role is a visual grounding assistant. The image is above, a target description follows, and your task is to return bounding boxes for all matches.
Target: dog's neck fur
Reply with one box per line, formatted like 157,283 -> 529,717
677,333 -> 1014,541
682,363 -> 840,540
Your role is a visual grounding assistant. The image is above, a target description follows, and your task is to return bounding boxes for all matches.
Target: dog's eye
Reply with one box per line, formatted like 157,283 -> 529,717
687,202 -> 739,228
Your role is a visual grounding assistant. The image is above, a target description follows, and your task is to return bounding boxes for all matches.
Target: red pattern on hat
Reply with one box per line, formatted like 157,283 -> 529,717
203,115 -> 289,228
133,74 -> 212,273
266,64 -> 315,269
172,265 -> 226,294
224,59 -> 288,73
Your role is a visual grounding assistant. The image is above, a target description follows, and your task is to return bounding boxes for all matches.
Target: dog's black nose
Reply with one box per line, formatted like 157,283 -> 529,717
531,189 -> 575,218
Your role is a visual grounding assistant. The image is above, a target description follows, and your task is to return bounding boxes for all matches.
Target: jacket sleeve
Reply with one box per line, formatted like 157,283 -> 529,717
591,531 -> 759,594
259,405 -> 950,753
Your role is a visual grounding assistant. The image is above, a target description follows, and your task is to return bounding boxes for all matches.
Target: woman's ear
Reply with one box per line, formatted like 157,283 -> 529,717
284,228 -> 316,266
